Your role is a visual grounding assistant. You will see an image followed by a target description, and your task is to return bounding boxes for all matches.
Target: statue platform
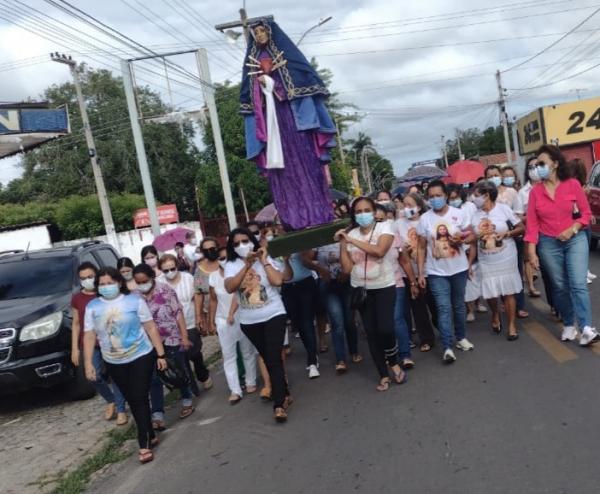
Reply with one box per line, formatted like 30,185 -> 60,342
267,219 -> 350,258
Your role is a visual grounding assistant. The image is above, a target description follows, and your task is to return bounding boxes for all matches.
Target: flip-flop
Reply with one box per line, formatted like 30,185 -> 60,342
179,405 -> 195,419
376,378 -> 391,392
139,449 -> 154,464
419,343 -> 432,352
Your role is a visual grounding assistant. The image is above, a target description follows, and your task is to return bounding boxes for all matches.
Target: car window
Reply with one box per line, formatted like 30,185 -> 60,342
94,248 -> 118,268
79,252 -> 98,268
0,257 -> 72,300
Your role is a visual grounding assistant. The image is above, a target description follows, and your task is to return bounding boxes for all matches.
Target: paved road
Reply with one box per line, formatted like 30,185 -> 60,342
88,250 -> 600,494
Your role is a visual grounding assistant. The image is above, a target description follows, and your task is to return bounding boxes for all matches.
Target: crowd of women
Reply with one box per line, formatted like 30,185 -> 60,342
71,144 -> 597,464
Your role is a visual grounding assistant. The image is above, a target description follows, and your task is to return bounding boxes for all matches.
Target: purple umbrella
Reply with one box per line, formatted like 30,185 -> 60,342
255,203 -> 278,223
153,227 -> 193,252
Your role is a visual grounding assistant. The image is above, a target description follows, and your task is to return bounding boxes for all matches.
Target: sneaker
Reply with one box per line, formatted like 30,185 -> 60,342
588,271 -> 597,280
466,312 -> 476,323
307,364 -> 320,379
587,276 -> 593,285
456,338 -> 475,351
580,326 -> 600,346
561,326 -> 578,342
443,348 -> 457,363
476,303 -> 488,313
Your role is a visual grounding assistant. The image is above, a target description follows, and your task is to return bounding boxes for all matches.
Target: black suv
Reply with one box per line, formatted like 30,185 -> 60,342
0,241 -> 120,399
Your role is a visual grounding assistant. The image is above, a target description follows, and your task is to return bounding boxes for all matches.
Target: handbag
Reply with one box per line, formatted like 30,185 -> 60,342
350,225 -> 376,310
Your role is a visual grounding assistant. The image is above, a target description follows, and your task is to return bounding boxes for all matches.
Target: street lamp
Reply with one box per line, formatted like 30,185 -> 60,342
297,16 -> 333,46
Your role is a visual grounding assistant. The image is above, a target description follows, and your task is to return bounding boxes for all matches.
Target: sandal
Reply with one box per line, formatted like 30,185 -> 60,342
517,310 -> 529,319
259,387 -> 272,401
335,362 -> 347,374
229,394 -> 242,406
507,332 -> 519,341
283,395 -> 294,410
319,344 -> 329,353
274,407 -> 288,423
139,449 -> 154,464
245,385 -> 257,394
491,321 -> 502,334
376,377 -> 391,392
179,405 -> 195,419
420,343 -> 432,352
401,358 -> 415,369
351,354 -> 363,363
152,420 -> 166,431
528,289 -> 541,298
392,368 -> 408,385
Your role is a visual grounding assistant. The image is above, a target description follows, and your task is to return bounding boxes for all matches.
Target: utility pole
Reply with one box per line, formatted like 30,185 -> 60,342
51,53 -> 120,250
496,70 -> 514,168
511,116 -> 526,179
196,48 -> 237,230
441,135 -> 449,168
121,59 -> 161,237
455,128 -> 464,161
360,146 -> 375,194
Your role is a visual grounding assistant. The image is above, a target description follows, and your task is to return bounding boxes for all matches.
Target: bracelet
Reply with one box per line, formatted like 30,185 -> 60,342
156,354 -> 166,359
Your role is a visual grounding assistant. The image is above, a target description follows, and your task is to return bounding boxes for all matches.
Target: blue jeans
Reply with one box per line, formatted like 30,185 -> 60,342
150,346 -> 193,420
319,279 -> 357,362
92,348 -> 126,413
428,270 -> 468,350
394,287 -> 412,359
537,232 -> 592,328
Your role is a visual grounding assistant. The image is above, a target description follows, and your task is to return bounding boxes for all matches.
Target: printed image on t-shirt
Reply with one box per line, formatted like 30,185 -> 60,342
406,227 -> 418,261
432,222 -> 459,259
477,218 -> 504,253
239,267 -> 268,308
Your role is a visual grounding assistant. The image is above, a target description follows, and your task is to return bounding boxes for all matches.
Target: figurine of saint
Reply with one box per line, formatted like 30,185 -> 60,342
240,19 -> 336,231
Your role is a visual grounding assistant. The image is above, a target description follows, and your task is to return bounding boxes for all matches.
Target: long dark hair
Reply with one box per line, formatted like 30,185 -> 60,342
523,155 -> 537,184
95,266 -> 130,294
567,158 -> 587,187
536,144 -> 570,181
349,196 -> 377,228
117,257 -> 134,270
140,245 -> 159,260
226,227 -> 260,261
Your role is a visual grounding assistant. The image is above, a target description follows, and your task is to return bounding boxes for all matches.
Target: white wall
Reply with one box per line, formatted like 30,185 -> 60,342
53,221 -> 203,264
0,224 -> 52,252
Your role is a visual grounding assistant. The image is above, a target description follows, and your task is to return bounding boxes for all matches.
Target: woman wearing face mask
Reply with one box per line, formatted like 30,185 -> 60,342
141,245 -> 162,278
117,257 -> 137,292
470,181 -> 525,340
133,263 -> 195,427
396,193 -> 437,352
193,237 -> 220,337
72,262 -> 128,425
224,228 -> 292,422
417,180 -> 476,363
83,267 -> 167,464
174,242 -> 191,272
519,157 -> 544,298
337,197 -> 407,391
159,254 -> 212,393
209,247 -> 258,404
526,145 -> 599,346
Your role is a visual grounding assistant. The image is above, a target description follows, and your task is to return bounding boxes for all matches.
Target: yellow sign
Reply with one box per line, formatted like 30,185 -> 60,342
516,108 -> 544,155
542,97 -> 600,147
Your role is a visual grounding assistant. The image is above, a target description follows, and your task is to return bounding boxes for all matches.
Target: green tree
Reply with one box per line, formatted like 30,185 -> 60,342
446,125 -> 512,163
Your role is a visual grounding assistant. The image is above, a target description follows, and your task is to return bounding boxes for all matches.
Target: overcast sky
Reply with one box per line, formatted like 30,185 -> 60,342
1,0 -> 600,185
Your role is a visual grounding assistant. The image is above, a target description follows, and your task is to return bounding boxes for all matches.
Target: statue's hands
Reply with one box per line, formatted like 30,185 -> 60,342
258,75 -> 266,87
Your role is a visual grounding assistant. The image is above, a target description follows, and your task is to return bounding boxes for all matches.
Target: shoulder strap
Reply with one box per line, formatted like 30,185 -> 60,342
362,224 -> 377,287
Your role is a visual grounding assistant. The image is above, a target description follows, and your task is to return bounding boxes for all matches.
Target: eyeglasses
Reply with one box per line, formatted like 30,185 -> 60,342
161,268 -> 177,274
233,240 -> 250,247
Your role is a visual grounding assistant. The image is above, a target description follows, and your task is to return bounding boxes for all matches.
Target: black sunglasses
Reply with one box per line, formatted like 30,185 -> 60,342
161,268 -> 177,274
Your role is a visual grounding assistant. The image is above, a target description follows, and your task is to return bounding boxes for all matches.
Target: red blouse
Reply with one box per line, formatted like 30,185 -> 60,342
524,178 -> 591,244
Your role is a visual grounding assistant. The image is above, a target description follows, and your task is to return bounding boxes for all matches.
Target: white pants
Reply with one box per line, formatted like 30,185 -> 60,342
216,316 -> 257,396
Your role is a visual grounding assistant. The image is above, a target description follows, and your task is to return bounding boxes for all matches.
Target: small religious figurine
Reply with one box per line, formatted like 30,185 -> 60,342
240,19 -> 336,231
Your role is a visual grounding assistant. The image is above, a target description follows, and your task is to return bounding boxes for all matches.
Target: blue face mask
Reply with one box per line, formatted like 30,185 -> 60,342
503,177 -> 515,187
98,283 -> 120,299
429,196 -> 447,211
355,212 -> 375,227
489,176 -> 502,187
449,199 -> 462,208
537,164 -> 550,180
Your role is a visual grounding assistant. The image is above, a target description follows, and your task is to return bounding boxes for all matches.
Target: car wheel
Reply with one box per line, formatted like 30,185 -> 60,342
67,363 -> 96,401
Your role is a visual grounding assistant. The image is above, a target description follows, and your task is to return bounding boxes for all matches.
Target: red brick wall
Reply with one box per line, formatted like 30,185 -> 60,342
561,143 -> 594,177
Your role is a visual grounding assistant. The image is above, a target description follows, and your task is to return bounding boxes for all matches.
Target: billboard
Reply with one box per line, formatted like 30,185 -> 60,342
542,97 -> 600,147
516,108 -> 544,155
133,204 -> 179,228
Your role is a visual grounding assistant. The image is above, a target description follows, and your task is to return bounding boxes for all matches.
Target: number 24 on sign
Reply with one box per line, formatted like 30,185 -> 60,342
568,108 -> 600,135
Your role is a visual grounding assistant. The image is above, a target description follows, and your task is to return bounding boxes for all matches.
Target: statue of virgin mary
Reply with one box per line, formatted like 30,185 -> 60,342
240,19 -> 336,231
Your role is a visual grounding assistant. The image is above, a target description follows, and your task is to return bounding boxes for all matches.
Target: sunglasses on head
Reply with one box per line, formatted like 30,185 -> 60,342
233,239 -> 250,247
161,268 -> 177,274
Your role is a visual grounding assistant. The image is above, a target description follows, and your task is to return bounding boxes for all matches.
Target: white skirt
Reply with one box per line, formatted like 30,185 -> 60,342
479,255 -> 523,299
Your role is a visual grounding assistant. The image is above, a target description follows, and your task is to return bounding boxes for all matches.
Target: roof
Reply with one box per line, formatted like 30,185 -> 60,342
0,221 -> 49,233
478,152 -> 517,167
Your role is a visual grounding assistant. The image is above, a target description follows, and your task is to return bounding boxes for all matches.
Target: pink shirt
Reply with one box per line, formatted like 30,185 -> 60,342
524,178 -> 591,244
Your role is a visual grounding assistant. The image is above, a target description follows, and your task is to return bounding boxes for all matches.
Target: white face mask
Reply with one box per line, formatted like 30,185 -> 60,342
121,271 -> 133,281
80,278 -> 95,291
404,207 -> 418,219
234,241 -> 254,259
528,167 -> 541,183
218,259 -> 227,269
472,195 -> 486,209
144,257 -> 157,268
137,281 -> 153,294
265,234 -> 274,242
165,270 -> 178,281
189,238 -> 197,246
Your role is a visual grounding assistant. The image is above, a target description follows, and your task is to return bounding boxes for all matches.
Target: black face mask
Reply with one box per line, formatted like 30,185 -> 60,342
202,248 -> 219,261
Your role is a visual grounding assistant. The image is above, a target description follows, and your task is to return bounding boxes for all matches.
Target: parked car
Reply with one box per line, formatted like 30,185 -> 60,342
587,161 -> 600,250
0,241 -> 119,399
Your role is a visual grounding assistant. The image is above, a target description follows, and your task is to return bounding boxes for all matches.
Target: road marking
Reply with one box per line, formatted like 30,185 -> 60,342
522,320 -> 578,363
196,416 -> 222,426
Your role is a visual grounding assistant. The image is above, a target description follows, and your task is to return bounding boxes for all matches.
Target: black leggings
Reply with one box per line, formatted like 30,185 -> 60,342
358,285 -> 400,379
241,315 -> 289,409
186,327 -> 210,382
403,279 -> 436,346
105,352 -> 156,449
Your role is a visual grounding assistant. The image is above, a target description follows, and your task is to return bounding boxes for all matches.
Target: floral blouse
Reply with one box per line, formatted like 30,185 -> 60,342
145,282 -> 183,347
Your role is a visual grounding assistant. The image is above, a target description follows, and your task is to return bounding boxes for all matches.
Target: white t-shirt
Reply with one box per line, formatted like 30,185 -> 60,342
395,217 -> 420,277
417,206 -> 470,277
461,200 -> 477,224
498,187 -> 524,215
168,272 -> 195,329
518,182 -> 533,211
346,221 -> 396,289
209,270 -> 234,321
223,257 -> 286,325
471,203 -> 521,263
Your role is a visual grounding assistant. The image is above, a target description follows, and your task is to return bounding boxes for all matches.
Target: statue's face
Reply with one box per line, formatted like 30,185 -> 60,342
254,25 -> 269,45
